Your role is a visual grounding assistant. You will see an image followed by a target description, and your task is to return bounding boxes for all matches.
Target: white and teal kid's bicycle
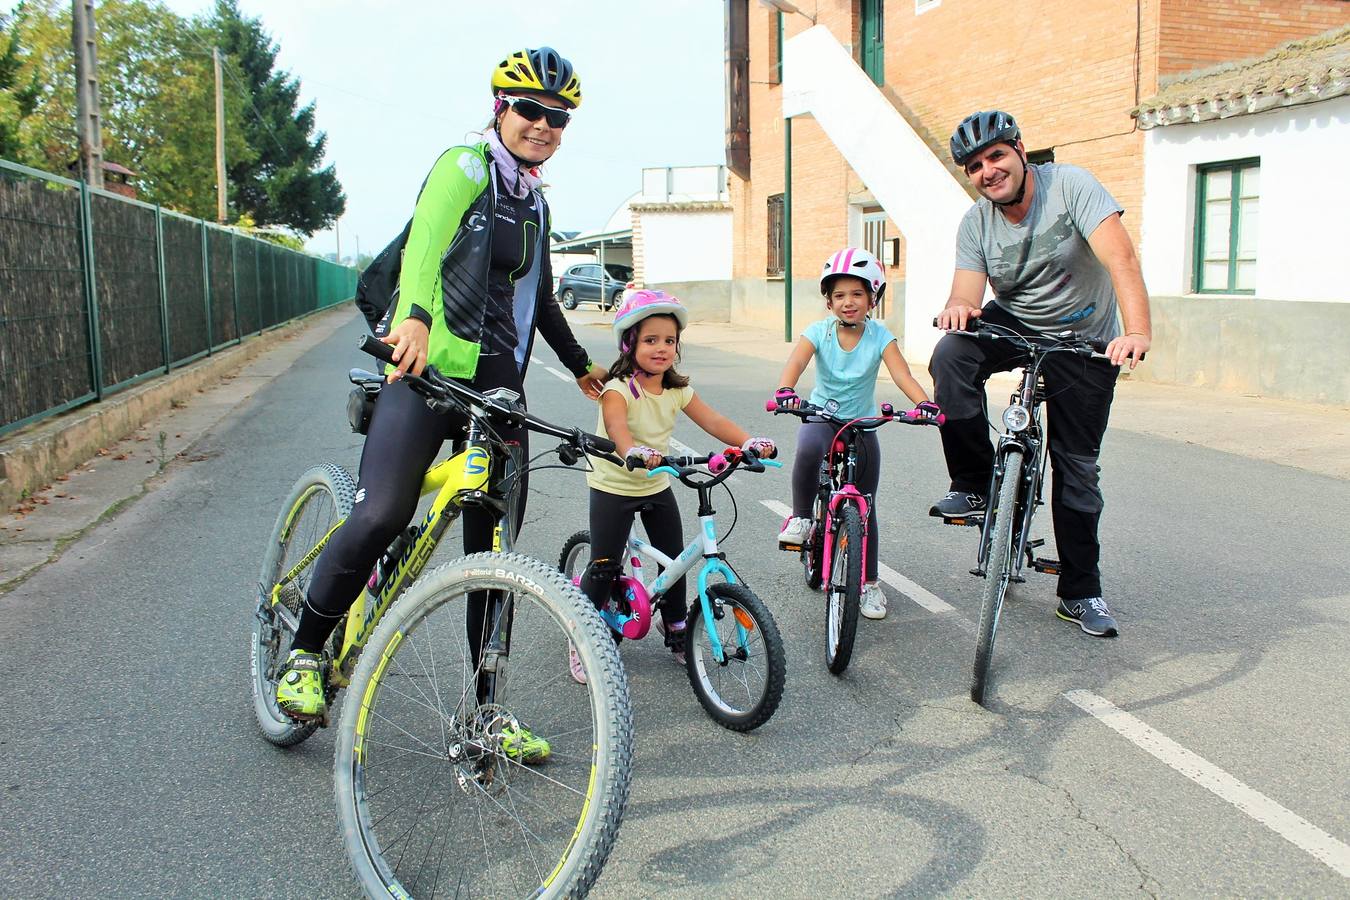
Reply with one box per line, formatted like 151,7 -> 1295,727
560,449 -> 786,731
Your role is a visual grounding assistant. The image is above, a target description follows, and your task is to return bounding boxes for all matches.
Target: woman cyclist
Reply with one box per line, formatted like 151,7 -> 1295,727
275,47 -> 608,746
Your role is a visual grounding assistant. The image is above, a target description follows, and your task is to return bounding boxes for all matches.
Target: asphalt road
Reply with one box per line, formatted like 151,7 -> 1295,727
1,313 -> 1347,897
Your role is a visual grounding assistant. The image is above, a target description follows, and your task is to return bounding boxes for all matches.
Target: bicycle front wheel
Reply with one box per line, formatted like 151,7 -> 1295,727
335,551 -> 633,899
971,448 -> 1024,706
685,582 -> 786,732
825,501 -> 864,675
251,463 -> 354,747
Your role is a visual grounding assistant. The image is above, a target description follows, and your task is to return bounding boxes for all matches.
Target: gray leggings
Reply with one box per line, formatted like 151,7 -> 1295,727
791,421 -> 881,582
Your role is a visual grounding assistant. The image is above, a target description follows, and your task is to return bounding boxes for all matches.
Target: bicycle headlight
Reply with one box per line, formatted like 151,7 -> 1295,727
1002,405 -> 1031,433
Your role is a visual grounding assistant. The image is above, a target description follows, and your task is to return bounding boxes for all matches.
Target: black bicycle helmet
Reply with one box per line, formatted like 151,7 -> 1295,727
491,47 -> 583,109
950,110 -> 1021,167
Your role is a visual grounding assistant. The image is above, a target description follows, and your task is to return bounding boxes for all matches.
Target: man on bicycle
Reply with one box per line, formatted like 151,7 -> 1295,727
931,110 -> 1151,637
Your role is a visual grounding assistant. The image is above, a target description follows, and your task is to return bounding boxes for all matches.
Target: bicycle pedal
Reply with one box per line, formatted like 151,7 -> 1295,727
1031,557 -> 1061,575
1011,574 -> 1026,584
969,566 -> 985,577
939,514 -> 984,527
1027,538 -> 1045,550
780,543 -> 804,552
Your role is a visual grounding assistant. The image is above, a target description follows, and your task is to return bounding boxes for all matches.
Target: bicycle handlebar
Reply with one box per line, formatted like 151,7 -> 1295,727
623,448 -> 780,488
931,317 -> 1140,362
357,335 -> 621,466
766,400 -> 942,428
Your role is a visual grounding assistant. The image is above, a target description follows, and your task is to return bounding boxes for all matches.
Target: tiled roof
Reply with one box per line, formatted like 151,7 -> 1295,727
1132,25 -> 1350,129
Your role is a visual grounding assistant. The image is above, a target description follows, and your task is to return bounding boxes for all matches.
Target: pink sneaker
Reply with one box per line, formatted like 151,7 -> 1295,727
568,643 -> 587,685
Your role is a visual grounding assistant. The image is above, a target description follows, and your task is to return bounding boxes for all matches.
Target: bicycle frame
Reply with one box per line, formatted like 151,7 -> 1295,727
617,512 -> 747,664
974,369 -> 1048,581
817,429 -> 875,590
265,418 -> 522,689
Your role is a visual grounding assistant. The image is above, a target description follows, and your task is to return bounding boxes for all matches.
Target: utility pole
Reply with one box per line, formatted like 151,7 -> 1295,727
72,0 -> 103,189
213,47 -> 227,222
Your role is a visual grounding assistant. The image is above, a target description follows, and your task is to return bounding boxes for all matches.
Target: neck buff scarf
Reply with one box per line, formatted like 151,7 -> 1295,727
485,127 -> 543,200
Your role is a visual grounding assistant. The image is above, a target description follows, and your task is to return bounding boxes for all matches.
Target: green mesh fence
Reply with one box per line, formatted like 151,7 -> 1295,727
0,158 -> 356,436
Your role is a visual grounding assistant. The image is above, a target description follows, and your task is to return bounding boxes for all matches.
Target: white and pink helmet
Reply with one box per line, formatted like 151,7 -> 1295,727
612,289 -> 689,351
820,247 -> 886,305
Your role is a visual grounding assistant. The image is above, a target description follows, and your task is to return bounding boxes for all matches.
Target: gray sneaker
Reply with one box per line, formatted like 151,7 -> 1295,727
930,491 -> 986,518
1055,597 -> 1119,637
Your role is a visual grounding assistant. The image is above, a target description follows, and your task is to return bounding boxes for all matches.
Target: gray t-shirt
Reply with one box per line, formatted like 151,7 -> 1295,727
955,163 -> 1124,342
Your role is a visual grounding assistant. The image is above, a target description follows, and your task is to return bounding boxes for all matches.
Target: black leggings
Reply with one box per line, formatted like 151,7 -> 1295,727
291,353 -> 529,653
579,487 -> 687,625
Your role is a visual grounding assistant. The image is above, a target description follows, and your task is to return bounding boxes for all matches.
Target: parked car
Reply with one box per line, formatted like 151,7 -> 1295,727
556,263 -> 633,311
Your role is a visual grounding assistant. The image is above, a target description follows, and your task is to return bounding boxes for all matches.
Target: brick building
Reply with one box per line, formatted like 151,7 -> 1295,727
724,0 -> 1349,387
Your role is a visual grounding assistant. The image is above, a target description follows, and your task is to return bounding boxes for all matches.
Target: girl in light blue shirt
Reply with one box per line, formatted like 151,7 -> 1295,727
772,248 -> 938,620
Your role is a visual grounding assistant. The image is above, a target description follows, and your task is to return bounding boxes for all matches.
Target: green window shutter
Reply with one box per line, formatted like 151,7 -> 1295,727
1194,158 -> 1259,294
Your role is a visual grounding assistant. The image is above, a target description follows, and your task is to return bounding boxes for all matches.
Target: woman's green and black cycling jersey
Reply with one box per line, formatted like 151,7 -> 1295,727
393,141 -> 592,380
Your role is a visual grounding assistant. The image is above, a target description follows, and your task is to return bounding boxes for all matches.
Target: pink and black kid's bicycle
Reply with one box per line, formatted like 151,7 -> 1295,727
770,399 -> 942,673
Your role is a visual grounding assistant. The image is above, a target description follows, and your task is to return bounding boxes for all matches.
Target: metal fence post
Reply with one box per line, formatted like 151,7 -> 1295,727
77,180 -> 104,399
230,233 -> 240,342
201,220 -> 213,353
155,206 -> 170,372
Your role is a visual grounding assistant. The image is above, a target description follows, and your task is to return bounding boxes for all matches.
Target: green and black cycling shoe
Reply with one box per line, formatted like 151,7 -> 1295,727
501,721 -> 551,765
276,649 -> 328,722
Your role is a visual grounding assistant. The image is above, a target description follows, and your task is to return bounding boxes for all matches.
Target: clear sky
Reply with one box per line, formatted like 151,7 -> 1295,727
28,0 -> 728,260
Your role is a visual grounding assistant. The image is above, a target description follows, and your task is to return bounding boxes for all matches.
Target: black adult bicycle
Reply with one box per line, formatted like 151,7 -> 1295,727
934,319 -> 1116,706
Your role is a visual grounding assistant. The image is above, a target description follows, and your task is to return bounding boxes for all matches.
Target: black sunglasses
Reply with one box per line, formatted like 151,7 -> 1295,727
502,96 -> 571,129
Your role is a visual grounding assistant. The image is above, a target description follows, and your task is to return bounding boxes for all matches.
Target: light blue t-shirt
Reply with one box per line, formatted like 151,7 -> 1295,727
802,317 -> 896,419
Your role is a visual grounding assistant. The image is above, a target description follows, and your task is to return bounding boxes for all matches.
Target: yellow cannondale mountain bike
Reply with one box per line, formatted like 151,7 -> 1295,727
250,335 -> 633,898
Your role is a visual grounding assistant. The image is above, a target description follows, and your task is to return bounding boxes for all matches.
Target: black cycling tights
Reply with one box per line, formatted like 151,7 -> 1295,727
291,352 -> 529,655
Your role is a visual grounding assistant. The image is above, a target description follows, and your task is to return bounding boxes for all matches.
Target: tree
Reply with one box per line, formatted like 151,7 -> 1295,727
214,0 -> 344,236
2,0 -> 255,219
0,13 -> 41,160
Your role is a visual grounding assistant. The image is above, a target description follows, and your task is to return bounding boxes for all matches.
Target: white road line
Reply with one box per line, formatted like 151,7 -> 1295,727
761,499 -> 791,519
1064,690 -> 1350,880
544,366 -> 572,383
876,562 -> 955,613
670,437 -> 695,456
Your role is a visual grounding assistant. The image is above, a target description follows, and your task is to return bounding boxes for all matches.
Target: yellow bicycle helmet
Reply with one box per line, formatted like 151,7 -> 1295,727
491,47 -> 583,109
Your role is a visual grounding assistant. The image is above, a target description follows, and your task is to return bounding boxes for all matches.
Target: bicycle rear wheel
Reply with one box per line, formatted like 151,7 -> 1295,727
825,502 -> 864,675
685,582 -> 786,732
335,551 -> 633,898
971,448 -> 1024,706
251,463 -> 354,747
558,529 -> 591,583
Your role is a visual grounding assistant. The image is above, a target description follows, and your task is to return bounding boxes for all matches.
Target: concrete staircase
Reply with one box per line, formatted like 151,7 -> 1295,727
782,25 -> 980,361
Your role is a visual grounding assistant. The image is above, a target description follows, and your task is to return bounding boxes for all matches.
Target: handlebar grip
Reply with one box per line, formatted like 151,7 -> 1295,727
358,333 -> 397,365
765,400 -> 777,412
584,432 -> 616,454
932,316 -> 979,332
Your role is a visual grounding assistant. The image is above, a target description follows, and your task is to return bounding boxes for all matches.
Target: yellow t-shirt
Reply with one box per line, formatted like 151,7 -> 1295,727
586,378 -> 695,497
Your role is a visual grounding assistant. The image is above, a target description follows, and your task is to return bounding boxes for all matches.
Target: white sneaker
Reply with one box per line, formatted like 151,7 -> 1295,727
778,516 -> 810,546
860,582 -> 887,620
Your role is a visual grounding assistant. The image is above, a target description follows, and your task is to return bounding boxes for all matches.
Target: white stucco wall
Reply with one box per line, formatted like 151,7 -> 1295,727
639,210 -> 731,284
1141,95 -> 1350,303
